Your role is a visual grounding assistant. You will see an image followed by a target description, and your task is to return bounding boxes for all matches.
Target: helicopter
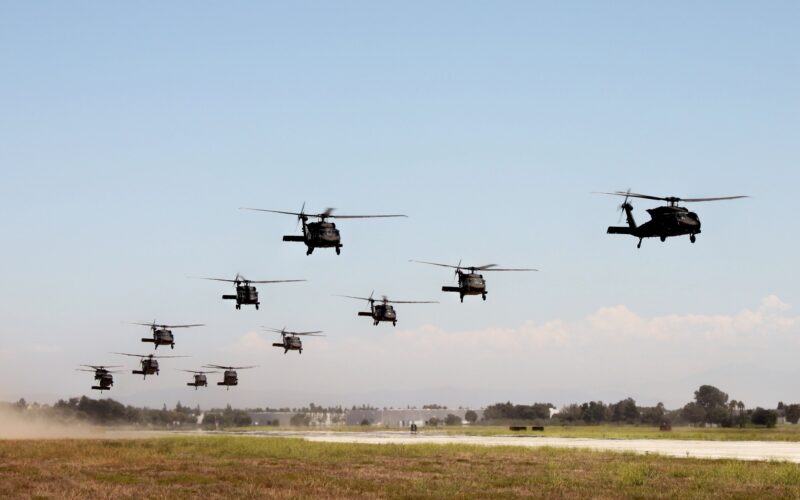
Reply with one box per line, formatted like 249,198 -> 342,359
131,321 -> 204,349
599,190 -> 748,248
240,203 -> 407,255
410,260 -> 537,302
113,353 -> 188,379
338,292 -> 437,326
192,273 -> 306,310
264,326 -> 325,354
76,365 -> 122,392
179,369 -> 219,390
202,364 -> 258,390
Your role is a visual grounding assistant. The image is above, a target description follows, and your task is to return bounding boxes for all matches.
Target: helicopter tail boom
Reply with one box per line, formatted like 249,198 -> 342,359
222,294 -> 237,300
358,312 -> 373,317
140,338 -> 155,343
607,226 -> 634,235
442,286 -> 462,293
282,235 -> 305,242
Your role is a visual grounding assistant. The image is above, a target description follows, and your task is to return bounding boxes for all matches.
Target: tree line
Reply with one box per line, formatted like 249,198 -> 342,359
482,385 -> 791,428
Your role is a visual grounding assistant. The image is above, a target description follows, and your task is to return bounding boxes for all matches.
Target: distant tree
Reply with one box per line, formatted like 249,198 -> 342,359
681,402 -> 706,425
692,385 -> 730,425
444,414 -> 462,426
581,401 -> 608,424
640,403 -> 666,425
422,404 -> 447,410
785,405 -> 800,425
427,417 -> 440,427
610,398 -> 640,424
464,410 -> 478,424
751,407 -> 778,428
360,418 -> 371,426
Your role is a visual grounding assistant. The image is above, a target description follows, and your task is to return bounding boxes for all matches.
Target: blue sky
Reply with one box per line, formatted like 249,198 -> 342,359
1,2 -> 798,409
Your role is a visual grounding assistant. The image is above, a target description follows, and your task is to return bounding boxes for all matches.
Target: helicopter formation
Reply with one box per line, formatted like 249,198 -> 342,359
80,195 -> 746,392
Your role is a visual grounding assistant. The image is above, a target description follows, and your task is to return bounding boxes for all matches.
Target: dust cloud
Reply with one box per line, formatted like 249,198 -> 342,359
0,408 -> 158,440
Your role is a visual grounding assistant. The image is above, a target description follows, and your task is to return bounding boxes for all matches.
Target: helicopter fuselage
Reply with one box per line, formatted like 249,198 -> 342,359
284,220 -> 342,255
272,335 -> 303,354
142,328 -> 174,349
91,372 -> 114,391
608,204 -> 702,247
218,370 -> 239,389
359,303 -> 397,326
132,358 -> 159,378
187,374 -> 208,389
443,272 -> 488,302
223,284 -> 260,310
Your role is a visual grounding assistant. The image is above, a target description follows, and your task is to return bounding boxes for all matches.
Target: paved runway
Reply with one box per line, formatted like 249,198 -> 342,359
229,430 -> 800,463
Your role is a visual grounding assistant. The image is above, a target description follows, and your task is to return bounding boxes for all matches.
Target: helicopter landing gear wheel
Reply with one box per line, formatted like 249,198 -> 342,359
171,344 -> 174,349
690,234 -> 696,243
660,235 -> 666,242
336,246 -> 341,255
482,294 -> 487,301
255,303 -> 259,310
299,349 -> 302,354
236,304 -> 241,310
460,295 -> 464,303
393,321 -> 397,327
637,239 -> 642,249
306,247 -> 314,256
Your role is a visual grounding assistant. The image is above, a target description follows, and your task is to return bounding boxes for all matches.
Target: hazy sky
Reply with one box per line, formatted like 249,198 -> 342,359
1,2 -> 798,410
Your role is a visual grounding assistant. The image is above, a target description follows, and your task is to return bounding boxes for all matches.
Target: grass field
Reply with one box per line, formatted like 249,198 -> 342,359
2,436 -> 800,498
233,424 -> 800,442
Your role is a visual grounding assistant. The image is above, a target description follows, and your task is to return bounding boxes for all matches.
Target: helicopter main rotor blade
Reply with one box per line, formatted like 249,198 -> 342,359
595,191 -> 666,201
246,279 -> 306,284
203,364 -> 258,370
80,364 -> 123,369
335,294 -> 373,302
240,208 -> 304,216
111,352 -> 147,358
163,324 -> 205,329
188,276 -> 240,283
679,195 -> 750,202
409,260 -> 462,269
329,214 -> 407,219
481,267 -> 538,272
385,300 -> 439,304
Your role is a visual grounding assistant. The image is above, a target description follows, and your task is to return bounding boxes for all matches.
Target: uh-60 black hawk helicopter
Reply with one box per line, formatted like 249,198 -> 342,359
339,292 -> 437,326
410,260 -> 537,302
180,369 -> 219,390
241,203 -> 407,255
192,273 -> 306,310
599,190 -> 748,248
114,353 -> 188,379
264,326 -> 324,354
130,321 -> 204,349
76,365 -> 122,392
202,364 -> 258,390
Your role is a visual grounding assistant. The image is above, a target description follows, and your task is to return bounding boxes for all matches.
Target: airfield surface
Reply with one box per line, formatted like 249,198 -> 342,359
214,430 -> 800,463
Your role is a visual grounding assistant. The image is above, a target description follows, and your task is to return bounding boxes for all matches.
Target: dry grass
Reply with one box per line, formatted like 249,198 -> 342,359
2,436 -> 800,498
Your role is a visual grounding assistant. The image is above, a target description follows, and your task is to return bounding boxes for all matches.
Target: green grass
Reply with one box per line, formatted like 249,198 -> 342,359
1,435 -> 800,498
230,423 -> 800,442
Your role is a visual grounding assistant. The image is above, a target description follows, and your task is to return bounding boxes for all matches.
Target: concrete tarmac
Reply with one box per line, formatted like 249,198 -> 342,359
224,430 -> 800,463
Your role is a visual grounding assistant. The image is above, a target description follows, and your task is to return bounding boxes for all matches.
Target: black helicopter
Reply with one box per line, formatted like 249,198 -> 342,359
203,364 -> 258,390
76,365 -> 122,392
599,190 -> 748,248
265,326 -> 325,354
114,353 -> 188,379
339,292 -> 437,326
241,203 -> 407,255
193,273 -> 306,310
411,260 -> 537,302
179,369 -> 219,390
131,321 -> 204,349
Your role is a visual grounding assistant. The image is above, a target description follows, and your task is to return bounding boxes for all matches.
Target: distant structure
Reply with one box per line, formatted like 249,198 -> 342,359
248,408 -> 483,428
